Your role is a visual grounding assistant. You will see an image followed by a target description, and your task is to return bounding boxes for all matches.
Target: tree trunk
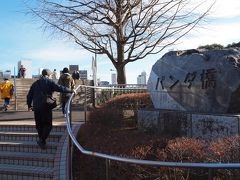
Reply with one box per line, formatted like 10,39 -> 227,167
116,65 -> 126,85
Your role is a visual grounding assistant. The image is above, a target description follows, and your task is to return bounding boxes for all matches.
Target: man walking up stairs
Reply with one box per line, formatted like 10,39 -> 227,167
0,111 -> 80,180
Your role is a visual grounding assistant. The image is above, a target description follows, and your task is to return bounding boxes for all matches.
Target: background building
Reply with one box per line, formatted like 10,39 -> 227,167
79,70 -> 88,80
137,71 -> 147,85
18,60 -> 32,78
98,81 -> 110,86
111,73 -> 117,85
69,65 -> 79,74
0,70 -> 11,79
39,68 -> 44,76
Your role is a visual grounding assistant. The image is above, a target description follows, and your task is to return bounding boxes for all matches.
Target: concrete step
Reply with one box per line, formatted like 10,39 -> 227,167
0,125 -> 66,133
0,164 -> 53,180
0,151 -> 55,167
0,112 -> 76,180
0,140 -> 58,154
0,131 -> 62,142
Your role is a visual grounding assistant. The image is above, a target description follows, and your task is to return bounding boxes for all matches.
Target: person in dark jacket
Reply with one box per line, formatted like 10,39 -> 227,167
27,69 -> 75,149
58,67 -> 75,116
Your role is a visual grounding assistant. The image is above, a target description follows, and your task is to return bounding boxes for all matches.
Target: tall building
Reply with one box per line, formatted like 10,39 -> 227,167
0,70 -> 3,78
79,70 -> 88,80
111,73 -> 117,85
137,71 -> 147,85
69,65 -> 79,74
0,70 -> 11,79
18,60 -> 32,78
39,68 -> 44,75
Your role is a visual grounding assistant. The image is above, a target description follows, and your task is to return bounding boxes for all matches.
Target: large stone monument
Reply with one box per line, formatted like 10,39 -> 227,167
138,48 -> 240,139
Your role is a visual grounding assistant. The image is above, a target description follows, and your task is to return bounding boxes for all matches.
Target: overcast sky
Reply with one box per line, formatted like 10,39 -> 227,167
0,0 -> 240,84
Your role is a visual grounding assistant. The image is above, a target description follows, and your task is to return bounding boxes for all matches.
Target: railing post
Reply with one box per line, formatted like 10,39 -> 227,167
92,86 -> 96,108
208,168 -> 213,180
106,159 -> 110,180
68,103 -> 73,180
13,74 -> 17,111
84,86 -> 87,123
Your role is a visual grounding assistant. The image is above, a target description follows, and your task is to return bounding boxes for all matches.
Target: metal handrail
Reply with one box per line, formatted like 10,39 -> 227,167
65,85 -> 240,179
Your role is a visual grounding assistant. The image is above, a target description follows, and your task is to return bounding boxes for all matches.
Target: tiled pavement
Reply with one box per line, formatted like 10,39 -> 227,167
0,110 -> 82,180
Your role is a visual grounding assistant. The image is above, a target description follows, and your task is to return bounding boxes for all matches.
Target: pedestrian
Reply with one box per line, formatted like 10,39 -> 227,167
0,78 -> 14,111
18,65 -> 26,78
72,70 -> 80,81
58,67 -> 75,116
27,69 -> 75,149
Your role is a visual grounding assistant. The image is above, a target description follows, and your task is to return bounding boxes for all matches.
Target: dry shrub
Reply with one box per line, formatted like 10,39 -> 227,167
208,136 -> 240,179
163,137 -> 208,179
104,92 -> 152,110
108,138 -> 169,180
74,129 -> 240,180
89,92 -> 152,127
208,136 -> 240,163
129,138 -> 168,160
166,137 -> 207,162
88,107 -> 123,127
78,100 -> 240,180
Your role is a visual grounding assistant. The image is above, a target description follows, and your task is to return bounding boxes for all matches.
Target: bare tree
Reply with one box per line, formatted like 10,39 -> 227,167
28,0 -> 213,84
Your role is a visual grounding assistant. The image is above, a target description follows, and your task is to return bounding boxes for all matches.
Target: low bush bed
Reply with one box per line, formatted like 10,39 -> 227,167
73,93 -> 240,180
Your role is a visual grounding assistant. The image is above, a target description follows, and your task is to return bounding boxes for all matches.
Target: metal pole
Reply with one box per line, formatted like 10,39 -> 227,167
92,82 -> 95,108
13,66 -> 17,111
208,168 -> 213,180
84,86 -> 87,123
68,102 -> 73,180
106,159 -> 110,180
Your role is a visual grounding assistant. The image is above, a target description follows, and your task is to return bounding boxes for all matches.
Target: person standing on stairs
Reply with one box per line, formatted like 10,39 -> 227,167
0,78 -> 14,111
27,69 -> 76,149
18,65 -> 26,78
58,67 -> 75,117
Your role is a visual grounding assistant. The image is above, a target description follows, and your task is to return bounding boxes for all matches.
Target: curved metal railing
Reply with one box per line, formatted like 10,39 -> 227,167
66,84 -> 240,180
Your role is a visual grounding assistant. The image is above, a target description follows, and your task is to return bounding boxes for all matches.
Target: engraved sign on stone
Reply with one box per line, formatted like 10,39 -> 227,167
147,48 -> 240,113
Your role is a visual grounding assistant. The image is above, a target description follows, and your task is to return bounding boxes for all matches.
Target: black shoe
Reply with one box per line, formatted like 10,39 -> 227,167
37,140 -> 46,149
3,105 -> 7,111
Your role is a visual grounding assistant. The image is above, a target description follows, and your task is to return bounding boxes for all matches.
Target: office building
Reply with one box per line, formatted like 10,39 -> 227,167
0,70 -> 11,79
98,81 -> 110,86
79,70 -> 88,80
137,71 -> 147,85
39,68 -> 44,75
111,73 -> 117,85
69,65 -> 79,74
0,70 -> 3,78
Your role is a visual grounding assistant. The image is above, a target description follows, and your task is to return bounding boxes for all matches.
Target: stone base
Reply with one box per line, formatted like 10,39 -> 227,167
138,109 -> 240,139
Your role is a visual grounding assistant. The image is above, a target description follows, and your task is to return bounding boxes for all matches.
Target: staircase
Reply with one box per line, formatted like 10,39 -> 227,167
14,79 -> 37,110
0,79 -> 36,111
0,78 -> 93,111
0,120 -> 80,180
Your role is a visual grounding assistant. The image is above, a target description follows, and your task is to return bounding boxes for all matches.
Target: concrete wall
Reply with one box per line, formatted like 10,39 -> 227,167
138,109 -> 240,139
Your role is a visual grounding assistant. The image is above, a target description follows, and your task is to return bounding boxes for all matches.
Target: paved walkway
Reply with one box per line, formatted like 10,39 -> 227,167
0,109 -> 85,122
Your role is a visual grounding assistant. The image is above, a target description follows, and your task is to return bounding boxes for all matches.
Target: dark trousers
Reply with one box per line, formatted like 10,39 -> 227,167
4,98 -> 10,105
62,101 -> 66,114
34,107 -> 53,142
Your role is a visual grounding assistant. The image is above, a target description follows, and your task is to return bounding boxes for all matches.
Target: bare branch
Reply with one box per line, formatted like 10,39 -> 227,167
27,0 -> 214,84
